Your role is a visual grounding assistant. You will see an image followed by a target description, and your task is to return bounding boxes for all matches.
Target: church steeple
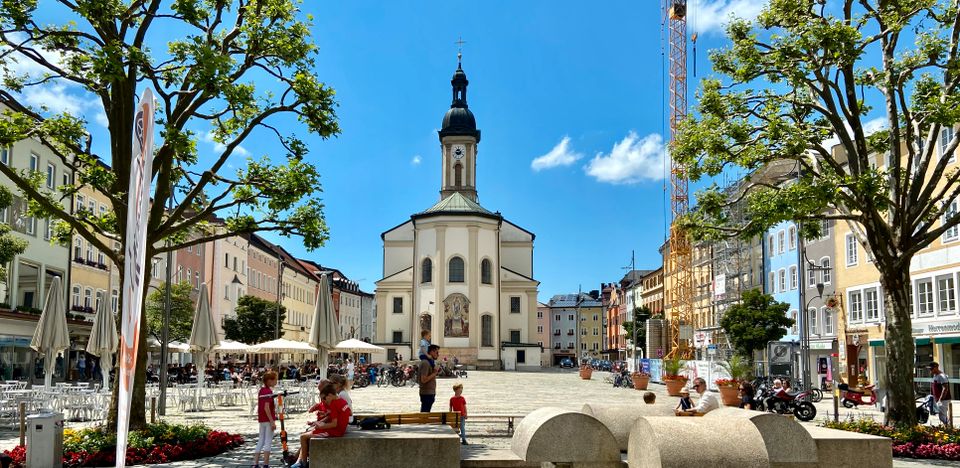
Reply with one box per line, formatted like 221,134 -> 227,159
439,48 -> 480,202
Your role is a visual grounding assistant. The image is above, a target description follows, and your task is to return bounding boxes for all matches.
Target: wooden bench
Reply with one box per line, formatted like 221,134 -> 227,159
466,413 -> 524,434
354,411 -> 461,430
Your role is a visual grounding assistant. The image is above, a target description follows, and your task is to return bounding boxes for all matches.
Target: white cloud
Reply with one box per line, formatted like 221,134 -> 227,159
584,132 -> 668,184
202,130 -> 251,157
411,155 -> 422,166
690,0 -> 766,35
821,117 -> 887,149
19,83 -> 108,128
531,136 -> 582,171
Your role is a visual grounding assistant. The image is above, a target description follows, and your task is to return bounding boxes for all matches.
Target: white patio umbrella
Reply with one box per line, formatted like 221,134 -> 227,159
167,340 -> 192,352
213,340 -> 250,352
333,338 -> 385,353
188,283 -> 218,409
30,276 -> 69,388
86,294 -> 118,390
248,338 -> 317,354
308,273 -> 341,371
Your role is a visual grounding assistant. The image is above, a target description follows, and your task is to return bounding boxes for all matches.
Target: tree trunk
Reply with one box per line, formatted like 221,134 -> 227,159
105,260 -> 152,431
880,265 -> 917,426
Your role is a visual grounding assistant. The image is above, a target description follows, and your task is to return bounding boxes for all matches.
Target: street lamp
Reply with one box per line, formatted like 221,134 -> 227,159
798,249 -> 833,392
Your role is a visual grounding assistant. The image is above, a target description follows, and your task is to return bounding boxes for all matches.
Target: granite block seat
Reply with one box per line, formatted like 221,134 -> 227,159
511,407 -> 621,468
308,425 -> 460,468
804,425 -> 891,468
627,416 -> 770,468
580,403 -> 674,452
704,408 -> 818,467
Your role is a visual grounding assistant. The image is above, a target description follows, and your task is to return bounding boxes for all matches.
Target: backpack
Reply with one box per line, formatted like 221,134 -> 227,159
358,416 -> 390,430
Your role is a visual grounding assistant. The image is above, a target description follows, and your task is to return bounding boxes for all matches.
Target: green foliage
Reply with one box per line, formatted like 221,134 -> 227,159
0,186 -> 27,283
622,306 -> 651,348
63,421 -> 212,453
821,418 -> 960,445
717,353 -> 753,382
145,282 -> 196,343
662,355 -> 686,378
720,289 -> 793,358
223,295 -> 286,344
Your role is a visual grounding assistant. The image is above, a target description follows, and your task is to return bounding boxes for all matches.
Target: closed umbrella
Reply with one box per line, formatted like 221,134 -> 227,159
86,294 -> 118,390
308,273 -> 341,372
30,276 -> 69,387
188,283 -> 218,409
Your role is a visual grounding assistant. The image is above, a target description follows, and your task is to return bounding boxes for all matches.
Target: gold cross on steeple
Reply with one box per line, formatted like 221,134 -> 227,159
456,36 -> 466,66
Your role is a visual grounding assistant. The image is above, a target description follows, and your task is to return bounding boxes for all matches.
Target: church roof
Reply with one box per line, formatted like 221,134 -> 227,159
413,192 -> 500,219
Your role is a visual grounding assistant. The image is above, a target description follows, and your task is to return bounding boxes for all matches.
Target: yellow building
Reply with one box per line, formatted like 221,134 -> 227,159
833,132 -> 960,392
580,303 -> 604,361
69,184 -> 116,319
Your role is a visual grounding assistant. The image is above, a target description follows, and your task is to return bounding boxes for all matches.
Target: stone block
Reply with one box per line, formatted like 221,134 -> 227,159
511,407 -> 621,468
803,425 -> 892,468
580,403 -> 675,452
309,425 -> 460,468
627,416 -> 770,468
704,408 -> 818,467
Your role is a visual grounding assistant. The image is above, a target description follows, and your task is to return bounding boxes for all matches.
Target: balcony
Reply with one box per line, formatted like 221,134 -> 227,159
553,331 -> 561,336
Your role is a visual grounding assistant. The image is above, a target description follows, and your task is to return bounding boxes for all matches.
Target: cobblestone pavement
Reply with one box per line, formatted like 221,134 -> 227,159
1,368 -> 958,466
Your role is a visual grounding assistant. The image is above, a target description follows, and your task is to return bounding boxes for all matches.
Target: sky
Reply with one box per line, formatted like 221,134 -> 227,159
20,0 -> 769,301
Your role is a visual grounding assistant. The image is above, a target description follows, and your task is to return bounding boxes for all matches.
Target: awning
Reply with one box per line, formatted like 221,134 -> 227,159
916,336 -> 932,346
934,334 -> 960,344
869,339 -> 884,347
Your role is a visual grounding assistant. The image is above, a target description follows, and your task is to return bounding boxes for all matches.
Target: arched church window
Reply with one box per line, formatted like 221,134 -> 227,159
481,259 -> 492,284
481,314 -> 493,347
449,257 -> 465,283
454,162 -> 463,187
421,258 -> 432,283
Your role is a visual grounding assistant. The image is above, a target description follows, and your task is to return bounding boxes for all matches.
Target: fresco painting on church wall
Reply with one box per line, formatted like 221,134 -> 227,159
444,293 -> 470,337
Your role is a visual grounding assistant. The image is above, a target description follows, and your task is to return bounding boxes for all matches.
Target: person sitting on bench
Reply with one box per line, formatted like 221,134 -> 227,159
290,383 -> 351,468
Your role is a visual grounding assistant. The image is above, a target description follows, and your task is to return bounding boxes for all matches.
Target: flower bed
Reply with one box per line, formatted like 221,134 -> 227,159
1,421 -> 243,467
821,418 -> 960,460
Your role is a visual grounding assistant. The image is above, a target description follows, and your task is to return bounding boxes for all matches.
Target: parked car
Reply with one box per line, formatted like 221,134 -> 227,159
560,358 -> 575,368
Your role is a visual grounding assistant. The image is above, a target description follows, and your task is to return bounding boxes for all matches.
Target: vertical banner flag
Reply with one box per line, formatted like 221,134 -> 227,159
116,88 -> 155,467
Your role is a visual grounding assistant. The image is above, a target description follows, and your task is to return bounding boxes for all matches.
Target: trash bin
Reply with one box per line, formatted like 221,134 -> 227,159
26,412 -> 63,468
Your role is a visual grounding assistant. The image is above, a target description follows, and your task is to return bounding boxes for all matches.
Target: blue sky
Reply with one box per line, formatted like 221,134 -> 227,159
18,0 -> 767,300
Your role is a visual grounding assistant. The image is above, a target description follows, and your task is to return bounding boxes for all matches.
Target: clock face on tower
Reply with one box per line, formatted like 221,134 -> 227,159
452,144 -> 466,160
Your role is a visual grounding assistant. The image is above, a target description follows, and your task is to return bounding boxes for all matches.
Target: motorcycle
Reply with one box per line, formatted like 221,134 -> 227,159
838,382 -> 877,408
766,388 -> 818,421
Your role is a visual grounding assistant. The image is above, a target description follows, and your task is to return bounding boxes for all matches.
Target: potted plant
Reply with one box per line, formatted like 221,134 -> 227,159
579,362 -> 593,380
662,356 -> 688,396
632,370 -> 651,390
717,354 -> 752,406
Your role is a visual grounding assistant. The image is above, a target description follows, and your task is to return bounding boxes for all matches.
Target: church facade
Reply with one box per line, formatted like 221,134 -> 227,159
374,63 -> 541,370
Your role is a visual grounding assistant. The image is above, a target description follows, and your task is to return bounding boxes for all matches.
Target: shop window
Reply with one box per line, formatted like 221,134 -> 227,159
865,287 -> 880,321
823,307 -> 834,335
849,291 -> 863,322
937,275 -> 957,314
918,279 -> 935,316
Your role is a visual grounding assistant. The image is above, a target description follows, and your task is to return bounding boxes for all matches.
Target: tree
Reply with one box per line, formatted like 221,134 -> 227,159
0,0 -> 338,429
0,187 -> 27,289
622,306 -> 652,353
223,295 -> 285,344
144,282 -> 195,343
674,0 -> 960,425
719,289 -> 793,361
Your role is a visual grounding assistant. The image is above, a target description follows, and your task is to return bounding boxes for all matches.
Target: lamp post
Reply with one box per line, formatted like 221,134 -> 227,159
798,238 -> 833,392
575,285 -> 583,366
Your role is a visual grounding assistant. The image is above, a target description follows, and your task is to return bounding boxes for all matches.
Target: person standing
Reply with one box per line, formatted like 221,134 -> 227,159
418,345 -> 441,412
253,371 -> 278,468
346,359 -> 355,390
77,353 -> 87,381
449,383 -> 468,445
931,362 -> 952,426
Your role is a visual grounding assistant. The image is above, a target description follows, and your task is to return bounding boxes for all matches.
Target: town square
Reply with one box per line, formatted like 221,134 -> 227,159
3,0 -> 960,467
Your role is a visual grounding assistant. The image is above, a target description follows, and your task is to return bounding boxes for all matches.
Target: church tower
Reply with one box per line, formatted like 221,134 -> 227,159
438,58 -> 481,202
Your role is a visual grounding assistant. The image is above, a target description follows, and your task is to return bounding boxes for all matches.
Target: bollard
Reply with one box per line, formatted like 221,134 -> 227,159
18,402 -> 26,446
151,396 -> 157,424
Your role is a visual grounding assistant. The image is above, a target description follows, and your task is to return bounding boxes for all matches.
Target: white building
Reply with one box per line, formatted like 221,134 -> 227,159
211,233 -> 248,337
360,292 -> 375,342
375,61 -> 540,370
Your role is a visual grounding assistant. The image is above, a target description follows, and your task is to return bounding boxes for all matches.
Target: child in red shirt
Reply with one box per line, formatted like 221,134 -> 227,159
449,383 -> 468,445
291,384 -> 351,468
253,370 -> 278,468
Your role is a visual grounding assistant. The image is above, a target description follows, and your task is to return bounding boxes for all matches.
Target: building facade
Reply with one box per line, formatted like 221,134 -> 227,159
374,62 -> 540,370
536,301 -> 550,366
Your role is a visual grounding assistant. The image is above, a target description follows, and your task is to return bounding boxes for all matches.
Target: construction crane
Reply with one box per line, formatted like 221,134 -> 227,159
664,0 -> 695,360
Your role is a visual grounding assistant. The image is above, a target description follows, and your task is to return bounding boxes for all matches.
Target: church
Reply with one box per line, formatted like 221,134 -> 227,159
374,60 -> 541,370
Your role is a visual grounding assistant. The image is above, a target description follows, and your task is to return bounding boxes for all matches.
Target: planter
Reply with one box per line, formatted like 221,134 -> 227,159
579,366 -> 593,380
664,377 -> 688,396
718,385 -> 740,406
632,373 -> 650,390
